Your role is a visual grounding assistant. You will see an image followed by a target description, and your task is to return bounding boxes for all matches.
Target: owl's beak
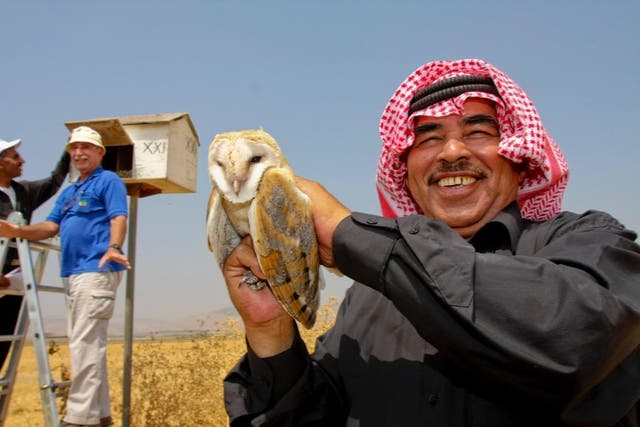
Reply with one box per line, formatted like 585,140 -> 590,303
233,179 -> 242,194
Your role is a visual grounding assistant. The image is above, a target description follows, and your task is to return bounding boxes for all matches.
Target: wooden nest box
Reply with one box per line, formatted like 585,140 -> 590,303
65,113 -> 199,198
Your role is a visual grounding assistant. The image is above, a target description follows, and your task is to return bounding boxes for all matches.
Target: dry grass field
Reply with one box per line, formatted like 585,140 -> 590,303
4,298 -> 338,427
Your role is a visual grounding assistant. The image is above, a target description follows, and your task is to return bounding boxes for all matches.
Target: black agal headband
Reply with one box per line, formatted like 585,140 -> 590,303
408,75 -> 501,115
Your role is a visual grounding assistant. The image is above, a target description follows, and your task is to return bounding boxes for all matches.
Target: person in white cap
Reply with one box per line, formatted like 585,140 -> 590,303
221,59 -> 640,426
0,136 -> 70,373
0,126 -> 131,427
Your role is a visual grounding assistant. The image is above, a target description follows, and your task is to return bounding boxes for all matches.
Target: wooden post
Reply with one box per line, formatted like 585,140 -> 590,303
122,184 -> 141,427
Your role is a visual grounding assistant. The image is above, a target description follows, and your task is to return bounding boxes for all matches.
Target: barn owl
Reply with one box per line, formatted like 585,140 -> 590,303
206,129 -> 322,329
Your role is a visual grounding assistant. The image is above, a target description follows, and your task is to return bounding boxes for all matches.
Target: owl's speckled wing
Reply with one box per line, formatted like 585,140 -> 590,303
206,187 -> 241,267
249,167 -> 322,329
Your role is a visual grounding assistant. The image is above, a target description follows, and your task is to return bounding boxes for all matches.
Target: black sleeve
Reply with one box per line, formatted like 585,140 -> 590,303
224,325 -> 346,426
332,211 -> 640,414
19,150 -> 70,210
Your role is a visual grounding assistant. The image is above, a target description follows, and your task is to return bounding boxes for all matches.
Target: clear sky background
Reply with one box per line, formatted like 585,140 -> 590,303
1,1 -> 638,327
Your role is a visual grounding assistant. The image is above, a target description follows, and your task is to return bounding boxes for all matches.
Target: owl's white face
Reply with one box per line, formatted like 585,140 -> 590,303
208,137 -> 283,203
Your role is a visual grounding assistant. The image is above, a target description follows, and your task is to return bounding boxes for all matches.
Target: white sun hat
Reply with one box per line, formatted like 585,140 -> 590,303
66,126 -> 105,153
0,138 -> 21,155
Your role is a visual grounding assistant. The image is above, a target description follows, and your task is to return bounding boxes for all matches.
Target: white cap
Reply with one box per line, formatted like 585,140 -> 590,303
67,126 -> 105,153
0,138 -> 21,155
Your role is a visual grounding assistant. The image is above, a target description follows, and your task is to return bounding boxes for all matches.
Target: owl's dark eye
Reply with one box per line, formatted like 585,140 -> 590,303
250,156 -> 262,163
217,161 -> 223,167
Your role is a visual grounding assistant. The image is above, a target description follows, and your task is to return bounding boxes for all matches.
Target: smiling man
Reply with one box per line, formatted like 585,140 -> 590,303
222,59 -> 640,426
406,98 -> 524,238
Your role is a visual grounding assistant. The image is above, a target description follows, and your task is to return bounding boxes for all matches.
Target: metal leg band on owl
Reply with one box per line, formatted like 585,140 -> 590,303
240,271 -> 268,291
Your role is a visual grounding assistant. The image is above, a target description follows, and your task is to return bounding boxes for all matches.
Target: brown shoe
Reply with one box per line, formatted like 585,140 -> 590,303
60,423 -> 98,427
60,420 -> 101,427
100,416 -> 114,427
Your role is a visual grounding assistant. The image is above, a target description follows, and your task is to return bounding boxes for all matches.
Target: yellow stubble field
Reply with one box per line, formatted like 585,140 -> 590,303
5,299 -> 338,427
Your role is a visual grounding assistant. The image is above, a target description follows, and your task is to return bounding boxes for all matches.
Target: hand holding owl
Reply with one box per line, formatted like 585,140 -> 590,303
222,235 -> 296,357
293,176 -> 350,268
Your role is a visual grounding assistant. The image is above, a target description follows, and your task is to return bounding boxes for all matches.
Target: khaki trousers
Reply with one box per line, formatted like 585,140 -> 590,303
63,271 -> 122,426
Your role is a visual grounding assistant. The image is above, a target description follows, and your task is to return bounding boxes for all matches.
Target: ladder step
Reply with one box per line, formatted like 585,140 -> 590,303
0,284 -> 64,297
0,289 -> 24,297
42,380 -> 72,391
25,240 -> 60,252
0,333 -> 25,343
36,284 -> 65,294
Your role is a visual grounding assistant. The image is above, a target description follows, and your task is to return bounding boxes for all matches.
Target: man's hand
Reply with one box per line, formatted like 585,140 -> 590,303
0,275 -> 10,288
0,220 -> 58,242
223,236 -> 295,357
294,176 -> 351,268
98,247 -> 132,270
0,220 -> 21,239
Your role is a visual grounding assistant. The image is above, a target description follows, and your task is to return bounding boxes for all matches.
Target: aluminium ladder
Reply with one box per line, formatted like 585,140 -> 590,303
0,211 -> 69,427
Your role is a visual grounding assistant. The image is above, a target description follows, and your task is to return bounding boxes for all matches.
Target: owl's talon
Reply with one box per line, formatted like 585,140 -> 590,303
248,281 -> 267,291
240,271 -> 268,291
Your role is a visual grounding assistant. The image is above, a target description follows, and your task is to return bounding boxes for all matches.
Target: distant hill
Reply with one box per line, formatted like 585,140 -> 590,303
41,306 -> 240,338
39,295 -> 342,339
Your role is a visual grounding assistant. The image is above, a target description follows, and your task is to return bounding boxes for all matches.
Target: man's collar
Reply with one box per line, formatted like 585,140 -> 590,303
76,166 -> 104,185
469,201 -> 523,252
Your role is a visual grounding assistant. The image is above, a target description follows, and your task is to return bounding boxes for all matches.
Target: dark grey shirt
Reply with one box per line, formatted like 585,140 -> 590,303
225,203 -> 640,426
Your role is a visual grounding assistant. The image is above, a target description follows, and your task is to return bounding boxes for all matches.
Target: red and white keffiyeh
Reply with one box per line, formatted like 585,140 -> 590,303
377,58 -> 569,221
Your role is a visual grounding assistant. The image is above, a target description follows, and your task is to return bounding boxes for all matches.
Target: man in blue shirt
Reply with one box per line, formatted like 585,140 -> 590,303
0,126 -> 130,427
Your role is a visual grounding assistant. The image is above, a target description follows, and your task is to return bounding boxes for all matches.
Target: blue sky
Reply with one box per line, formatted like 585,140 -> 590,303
2,1 -> 638,324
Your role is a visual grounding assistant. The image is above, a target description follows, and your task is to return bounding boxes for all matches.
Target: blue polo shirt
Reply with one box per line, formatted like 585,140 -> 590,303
47,167 -> 128,277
